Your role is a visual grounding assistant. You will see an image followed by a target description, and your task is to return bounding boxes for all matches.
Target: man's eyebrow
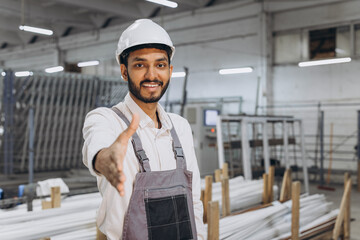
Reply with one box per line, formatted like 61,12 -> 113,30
132,57 -> 146,62
131,56 -> 168,62
155,57 -> 168,62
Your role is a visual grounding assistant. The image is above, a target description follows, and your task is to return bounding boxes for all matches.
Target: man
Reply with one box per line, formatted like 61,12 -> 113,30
82,19 -> 205,239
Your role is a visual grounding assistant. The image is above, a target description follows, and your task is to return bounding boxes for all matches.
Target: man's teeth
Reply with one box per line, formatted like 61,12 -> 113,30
143,84 -> 158,87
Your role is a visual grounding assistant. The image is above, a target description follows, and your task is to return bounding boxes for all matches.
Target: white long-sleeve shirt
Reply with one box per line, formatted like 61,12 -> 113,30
82,93 -> 205,240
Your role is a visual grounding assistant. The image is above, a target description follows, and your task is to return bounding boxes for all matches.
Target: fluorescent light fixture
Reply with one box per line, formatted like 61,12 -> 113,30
45,66 -> 64,73
219,67 -> 253,75
145,0 -> 178,8
77,60 -> 100,67
1,72 -> 5,77
19,25 -> 53,36
15,71 -> 33,77
171,71 -> 186,78
298,57 -> 351,67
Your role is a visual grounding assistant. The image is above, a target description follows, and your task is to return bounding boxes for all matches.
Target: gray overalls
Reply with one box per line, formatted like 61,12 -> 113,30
112,108 -> 198,240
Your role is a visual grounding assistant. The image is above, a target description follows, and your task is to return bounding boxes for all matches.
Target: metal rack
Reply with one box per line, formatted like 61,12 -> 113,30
216,115 -> 309,193
1,71 -> 128,174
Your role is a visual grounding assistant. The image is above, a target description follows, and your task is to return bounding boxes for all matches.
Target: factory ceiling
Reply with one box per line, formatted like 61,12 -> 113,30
0,0 -> 238,49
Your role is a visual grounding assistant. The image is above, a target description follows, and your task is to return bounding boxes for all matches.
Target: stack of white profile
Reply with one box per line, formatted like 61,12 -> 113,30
201,176 -> 278,212
204,193 -> 337,240
0,192 -> 101,240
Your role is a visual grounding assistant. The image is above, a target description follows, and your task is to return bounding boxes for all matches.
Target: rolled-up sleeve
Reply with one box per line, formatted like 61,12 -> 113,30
82,108 -> 118,177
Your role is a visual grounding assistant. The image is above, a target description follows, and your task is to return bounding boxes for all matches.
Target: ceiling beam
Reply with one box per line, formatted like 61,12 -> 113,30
178,0 -> 204,7
0,0 -> 94,28
16,31 -> 37,45
0,29 -> 23,46
136,2 -> 160,17
0,15 -> 44,45
89,13 -> 113,28
51,0 -> 143,18
0,15 -> 20,32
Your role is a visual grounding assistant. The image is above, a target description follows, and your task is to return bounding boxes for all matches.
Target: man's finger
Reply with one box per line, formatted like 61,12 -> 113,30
116,113 -> 140,144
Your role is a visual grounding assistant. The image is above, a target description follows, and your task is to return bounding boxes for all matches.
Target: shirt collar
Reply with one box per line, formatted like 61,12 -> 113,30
123,93 -> 172,131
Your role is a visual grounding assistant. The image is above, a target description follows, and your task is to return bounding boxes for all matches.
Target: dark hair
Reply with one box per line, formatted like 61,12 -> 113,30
119,43 -> 172,67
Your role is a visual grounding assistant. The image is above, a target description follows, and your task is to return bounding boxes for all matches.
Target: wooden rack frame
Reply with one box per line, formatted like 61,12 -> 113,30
41,186 -> 61,210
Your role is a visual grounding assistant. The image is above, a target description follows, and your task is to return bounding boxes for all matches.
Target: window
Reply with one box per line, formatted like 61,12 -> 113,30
274,32 -> 302,64
336,26 -> 350,57
309,28 -> 336,59
274,25 -> 353,64
355,24 -> 360,55
309,26 -> 350,59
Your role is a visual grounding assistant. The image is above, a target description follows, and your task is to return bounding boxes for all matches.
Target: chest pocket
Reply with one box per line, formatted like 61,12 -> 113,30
145,185 -> 193,240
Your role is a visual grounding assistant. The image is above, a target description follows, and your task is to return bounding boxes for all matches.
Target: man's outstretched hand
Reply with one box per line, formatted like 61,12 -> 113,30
94,114 -> 139,196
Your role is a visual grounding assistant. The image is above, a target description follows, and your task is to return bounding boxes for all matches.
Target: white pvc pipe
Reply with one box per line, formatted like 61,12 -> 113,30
0,192 -> 101,239
204,194 -> 337,240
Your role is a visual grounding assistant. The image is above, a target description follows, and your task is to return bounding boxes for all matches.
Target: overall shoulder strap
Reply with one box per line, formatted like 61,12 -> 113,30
111,107 -> 151,172
168,116 -> 187,170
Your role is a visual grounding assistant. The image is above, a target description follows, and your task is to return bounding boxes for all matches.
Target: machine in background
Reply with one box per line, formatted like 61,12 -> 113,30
185,105 -> 221,177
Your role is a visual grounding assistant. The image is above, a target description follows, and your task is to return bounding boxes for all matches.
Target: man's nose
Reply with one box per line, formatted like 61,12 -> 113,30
144,66 -> 156,80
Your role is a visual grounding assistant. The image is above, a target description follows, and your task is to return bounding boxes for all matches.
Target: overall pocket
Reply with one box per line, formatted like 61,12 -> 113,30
144,185 -> 193,240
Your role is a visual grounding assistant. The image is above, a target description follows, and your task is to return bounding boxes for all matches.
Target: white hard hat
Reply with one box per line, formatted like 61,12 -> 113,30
115,19 -> 175,65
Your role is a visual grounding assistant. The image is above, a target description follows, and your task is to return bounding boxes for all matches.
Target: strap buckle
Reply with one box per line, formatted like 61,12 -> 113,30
174,147 -> 184,158
135,149 -> 148,163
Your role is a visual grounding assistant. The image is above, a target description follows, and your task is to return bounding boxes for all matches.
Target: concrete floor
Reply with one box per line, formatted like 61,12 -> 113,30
309,182 -> 360,240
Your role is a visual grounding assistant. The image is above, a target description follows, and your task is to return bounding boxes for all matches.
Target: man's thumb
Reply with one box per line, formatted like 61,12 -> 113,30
117,113 -> 140,144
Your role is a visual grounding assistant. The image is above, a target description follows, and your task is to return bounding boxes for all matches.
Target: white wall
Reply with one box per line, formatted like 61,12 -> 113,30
272,59 -> 360,171
271,0 -> 360,172
169,36 -> 260,113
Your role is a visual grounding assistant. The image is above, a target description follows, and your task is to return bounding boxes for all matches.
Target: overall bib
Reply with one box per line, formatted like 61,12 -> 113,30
112,108 -> 198,240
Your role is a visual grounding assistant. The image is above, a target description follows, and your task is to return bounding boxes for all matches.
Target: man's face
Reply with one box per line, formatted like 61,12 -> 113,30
121,48 -> 173,104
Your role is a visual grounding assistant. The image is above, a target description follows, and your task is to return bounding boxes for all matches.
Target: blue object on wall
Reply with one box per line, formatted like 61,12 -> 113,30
18,184 -> 25,197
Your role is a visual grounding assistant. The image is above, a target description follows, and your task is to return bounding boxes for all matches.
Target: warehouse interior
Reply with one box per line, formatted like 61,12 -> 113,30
0,0 -> 360,239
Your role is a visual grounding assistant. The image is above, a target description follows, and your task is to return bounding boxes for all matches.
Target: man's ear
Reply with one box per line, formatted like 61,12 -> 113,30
169,64 -> 173,79
120,64 -> 128,81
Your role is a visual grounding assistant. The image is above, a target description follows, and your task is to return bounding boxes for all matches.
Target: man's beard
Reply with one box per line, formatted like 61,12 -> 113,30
127,72 -> 170,103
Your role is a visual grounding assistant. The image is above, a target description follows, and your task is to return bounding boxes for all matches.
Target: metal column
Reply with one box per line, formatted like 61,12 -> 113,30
319,111 -> 325,185
262,121 -> 270,173
357,110 -> 360,192
241,119 -> 252,180
216,116 -> 225,169
283,120 -> 290,169
299,120 -> 310,193
28,108 -> 34,184
3,70 -> 14,175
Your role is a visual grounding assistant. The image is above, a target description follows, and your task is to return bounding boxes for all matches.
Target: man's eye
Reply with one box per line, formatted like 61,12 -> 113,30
135,64 -> 143,67
158,63 -> 166,68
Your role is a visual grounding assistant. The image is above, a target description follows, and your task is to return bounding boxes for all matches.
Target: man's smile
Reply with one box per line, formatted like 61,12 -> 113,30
142,83 -> 160,87
140,80 -> 163,91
